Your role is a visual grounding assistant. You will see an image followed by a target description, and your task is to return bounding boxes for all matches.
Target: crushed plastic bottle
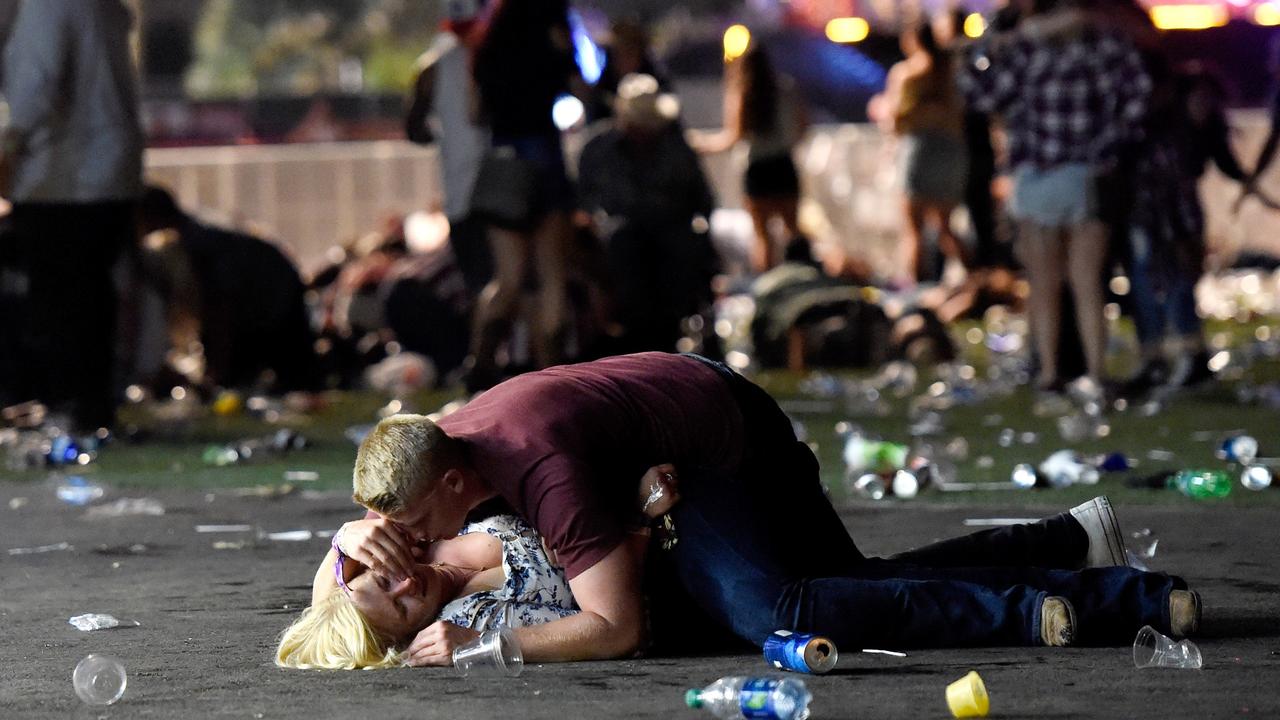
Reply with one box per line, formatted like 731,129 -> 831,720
1038,450 -> 1100,488
685,677 -> 811,720
56,476 -> 104,506
203,429 -> 311,466
1169,469 -> 1232,499
68,614 -> 140,632
1241,465 -> 1272,491
845,472 -> 886,501
1217,435 -> 1259,465
842,435 -> 908,475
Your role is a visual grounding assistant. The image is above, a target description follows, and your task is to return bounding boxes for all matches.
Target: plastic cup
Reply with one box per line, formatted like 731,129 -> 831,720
73,654 -> 127,706
452,628 -> 524,677
1133,625 -> 1202,670
945,670 -> 989,718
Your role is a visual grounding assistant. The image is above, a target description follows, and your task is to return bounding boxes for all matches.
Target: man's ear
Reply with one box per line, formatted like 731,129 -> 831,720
440,467 -> 466,495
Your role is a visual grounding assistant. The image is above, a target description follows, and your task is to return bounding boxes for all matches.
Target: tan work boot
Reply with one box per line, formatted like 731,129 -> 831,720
1169,590 -> 1202,638
1040,596 -> 1076,647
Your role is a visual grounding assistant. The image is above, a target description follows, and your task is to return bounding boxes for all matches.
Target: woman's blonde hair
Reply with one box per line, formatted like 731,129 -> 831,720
275,591 -> 402,670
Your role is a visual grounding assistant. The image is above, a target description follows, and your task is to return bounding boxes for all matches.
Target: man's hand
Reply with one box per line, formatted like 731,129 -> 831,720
638,463 -> 680,519
334,517 -> 417,581
401,621 -> 479,667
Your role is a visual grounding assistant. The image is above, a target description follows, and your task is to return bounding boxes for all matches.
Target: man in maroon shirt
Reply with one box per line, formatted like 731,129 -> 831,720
326,352 -> 1196,663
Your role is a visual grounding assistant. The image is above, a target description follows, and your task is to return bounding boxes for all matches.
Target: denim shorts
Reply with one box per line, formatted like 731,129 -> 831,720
1009,163 -> 1099,227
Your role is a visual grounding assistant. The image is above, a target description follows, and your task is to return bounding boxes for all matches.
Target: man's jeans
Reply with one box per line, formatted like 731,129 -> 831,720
660,357 -> 1180,649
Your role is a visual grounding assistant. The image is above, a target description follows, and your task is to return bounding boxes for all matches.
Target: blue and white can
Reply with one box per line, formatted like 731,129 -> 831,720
762,630 -> 838,674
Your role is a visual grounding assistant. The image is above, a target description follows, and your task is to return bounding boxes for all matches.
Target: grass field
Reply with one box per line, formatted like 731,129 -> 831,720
6,319 -> 1278,510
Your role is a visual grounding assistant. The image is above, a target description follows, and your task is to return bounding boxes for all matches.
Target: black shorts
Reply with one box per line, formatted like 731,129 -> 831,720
744,153 -> 800,200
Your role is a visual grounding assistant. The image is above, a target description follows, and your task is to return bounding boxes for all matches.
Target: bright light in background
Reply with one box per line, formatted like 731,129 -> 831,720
1255,1 -> 1280,25
1148,4 -> 1229,30
723,24 -> 751,62
963,13 -> 987,38
568,10 -> 604,85
551,94 -> 585,132
825,17 -> 870,43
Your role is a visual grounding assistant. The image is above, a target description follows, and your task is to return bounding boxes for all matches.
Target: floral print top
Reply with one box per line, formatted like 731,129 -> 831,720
437,514 -> 579,631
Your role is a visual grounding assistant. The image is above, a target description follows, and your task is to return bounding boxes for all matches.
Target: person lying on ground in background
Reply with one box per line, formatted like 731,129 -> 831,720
275,466 -> 678,669
336,353 -> 1203,664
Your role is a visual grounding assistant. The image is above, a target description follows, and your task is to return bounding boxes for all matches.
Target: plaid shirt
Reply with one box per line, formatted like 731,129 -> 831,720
959,23 -> 1151,169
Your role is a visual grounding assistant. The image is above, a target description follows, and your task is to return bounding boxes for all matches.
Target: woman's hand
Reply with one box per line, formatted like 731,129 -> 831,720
401,621 -> 480,667
334,517 -> 417,582
638,463 -> 680,519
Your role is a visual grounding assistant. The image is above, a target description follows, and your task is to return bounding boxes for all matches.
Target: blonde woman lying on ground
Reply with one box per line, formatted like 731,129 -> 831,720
276,466 -> 679,669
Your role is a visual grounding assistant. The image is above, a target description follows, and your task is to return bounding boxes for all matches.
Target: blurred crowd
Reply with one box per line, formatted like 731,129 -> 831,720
1,0 -> 1279,436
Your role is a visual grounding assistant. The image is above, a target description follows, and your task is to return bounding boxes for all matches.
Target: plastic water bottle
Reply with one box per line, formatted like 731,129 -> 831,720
842,434 -> 908,475
685,677 -> 811,720
1170,469 -> 1232,499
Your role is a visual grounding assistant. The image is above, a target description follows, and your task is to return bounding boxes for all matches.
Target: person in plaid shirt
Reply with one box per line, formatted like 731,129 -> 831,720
960,0 -> 1151,392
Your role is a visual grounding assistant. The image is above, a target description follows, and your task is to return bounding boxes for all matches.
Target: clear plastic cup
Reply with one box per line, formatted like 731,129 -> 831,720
452,628 -> 524,677
1133,625 -> 1202,670
73,654 -> 127,705
945,670 -> 989,718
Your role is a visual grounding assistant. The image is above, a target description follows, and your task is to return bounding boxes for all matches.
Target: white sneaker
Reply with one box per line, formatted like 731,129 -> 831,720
1069,496 -> 1129,568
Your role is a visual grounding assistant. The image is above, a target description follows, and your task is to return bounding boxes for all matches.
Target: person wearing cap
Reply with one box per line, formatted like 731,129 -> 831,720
577,74 -> 717,353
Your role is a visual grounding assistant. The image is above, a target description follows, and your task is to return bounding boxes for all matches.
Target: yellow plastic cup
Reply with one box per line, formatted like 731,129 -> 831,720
945,670 -> 990,718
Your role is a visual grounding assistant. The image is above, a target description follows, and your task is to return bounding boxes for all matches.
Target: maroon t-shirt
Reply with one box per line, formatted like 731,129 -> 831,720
440,353 -> 743,579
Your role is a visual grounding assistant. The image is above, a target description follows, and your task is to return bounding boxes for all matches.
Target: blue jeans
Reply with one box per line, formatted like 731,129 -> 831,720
658,357 -> 1181,649
1128,226 -> 1201,347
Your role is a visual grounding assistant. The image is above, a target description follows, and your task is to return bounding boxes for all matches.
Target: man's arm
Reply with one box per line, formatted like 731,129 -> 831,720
2,1 -> 71,148
514,542 -> 646,661
404,63 -> 436,145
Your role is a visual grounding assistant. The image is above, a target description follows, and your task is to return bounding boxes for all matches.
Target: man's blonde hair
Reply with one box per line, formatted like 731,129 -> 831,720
275,591 -> 401,670
352,414 -> 464,515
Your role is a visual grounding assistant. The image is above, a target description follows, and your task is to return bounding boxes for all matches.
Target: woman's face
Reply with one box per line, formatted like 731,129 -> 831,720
348,564 -> 445,642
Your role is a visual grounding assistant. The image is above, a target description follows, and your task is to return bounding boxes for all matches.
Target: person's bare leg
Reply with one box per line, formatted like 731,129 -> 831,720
904,198 -> 928,282
1019,221 -> 1067,387
746,197 -> 775,274
531,210 -> 571,368
1065,220 -> 1110,382
469,226 -> 527,378
933,202 -> 972,271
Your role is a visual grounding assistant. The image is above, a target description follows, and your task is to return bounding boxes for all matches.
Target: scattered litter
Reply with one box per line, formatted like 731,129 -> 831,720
1217,435 -> 1259,465
264,530 -> 314,542
963,518 -> 1041,527
8,497 -> 27,510
213,540 -> 251,550
232,484 -> 297,499
73,654 -> 127,706
1134,625 -> 1202,670
92,544 -> 149,556
1242,465 -> 1273,491
85,498 -> 164,518
68,614 -> 139,632
937,481 -> 1020,492
56,476 -> 104,506
1147,449 -> 1177,461
196,524 -> 253,533
862,648 -> 907,657
8,542 -> 73,555
283,470 -> 319,482
946,671 -> 989,718
763,630 -> 838,674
